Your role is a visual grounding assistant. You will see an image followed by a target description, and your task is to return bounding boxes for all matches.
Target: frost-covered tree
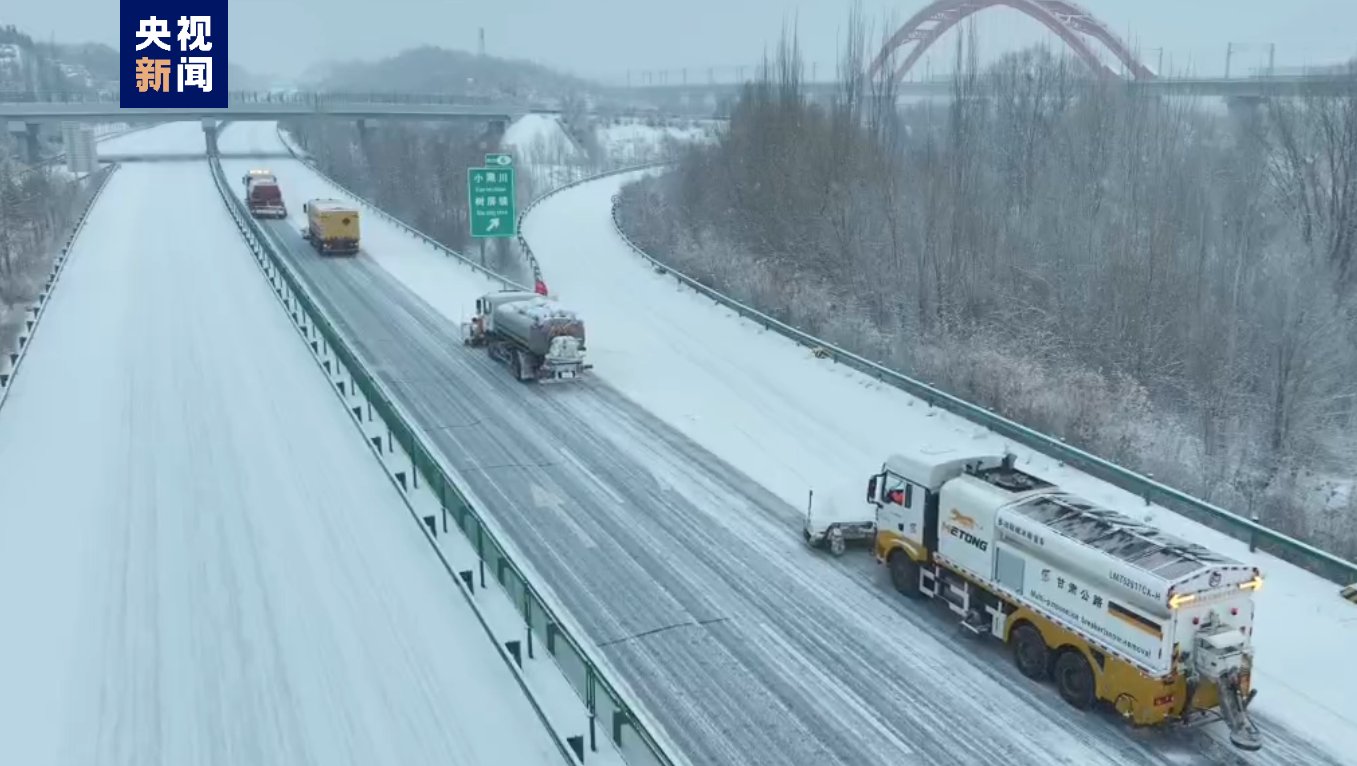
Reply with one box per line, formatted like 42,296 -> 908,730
616,22 -> 1357,559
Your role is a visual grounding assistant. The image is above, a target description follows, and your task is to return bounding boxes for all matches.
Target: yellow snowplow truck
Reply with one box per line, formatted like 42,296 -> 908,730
807,446 -> 1265,751
302,199 -> 360,255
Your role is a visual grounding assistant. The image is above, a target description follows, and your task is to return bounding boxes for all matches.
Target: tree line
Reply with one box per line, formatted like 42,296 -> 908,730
282,120 -> 532,282
616,24 -> 1357,558
0,136 -> 84,351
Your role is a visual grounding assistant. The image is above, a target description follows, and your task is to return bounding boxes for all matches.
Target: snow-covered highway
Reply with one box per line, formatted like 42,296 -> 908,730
0,130 -> 566,765
214,119 -> 1355,766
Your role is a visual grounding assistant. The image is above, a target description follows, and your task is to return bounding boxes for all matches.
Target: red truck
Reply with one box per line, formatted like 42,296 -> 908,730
242,169 -> 287,219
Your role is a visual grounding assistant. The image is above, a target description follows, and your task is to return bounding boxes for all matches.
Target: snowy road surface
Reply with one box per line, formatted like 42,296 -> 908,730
0,155 -> 566,766
216,122 -> 1350,766
522,170 -> 1357,764
95,120 -> 210,157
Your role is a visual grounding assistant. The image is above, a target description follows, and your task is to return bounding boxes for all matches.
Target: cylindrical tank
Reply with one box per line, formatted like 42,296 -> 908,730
492,298 -> 586,356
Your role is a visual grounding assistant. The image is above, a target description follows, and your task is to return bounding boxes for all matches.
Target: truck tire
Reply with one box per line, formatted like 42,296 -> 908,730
888,551 -> 921,598
512,349 -> 529,383
1011,623 -> 1051,681
1053,650 -> 1096,710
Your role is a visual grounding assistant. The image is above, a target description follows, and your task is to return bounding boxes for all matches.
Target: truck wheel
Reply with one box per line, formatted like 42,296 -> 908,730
512,350 -> 529,383
887,551 -> 921,598
1011,623 -> 1051,681
1053,650 -> 1096,710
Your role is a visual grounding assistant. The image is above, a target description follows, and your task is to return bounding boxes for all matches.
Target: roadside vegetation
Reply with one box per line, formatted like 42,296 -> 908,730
616,19 -> 1357,558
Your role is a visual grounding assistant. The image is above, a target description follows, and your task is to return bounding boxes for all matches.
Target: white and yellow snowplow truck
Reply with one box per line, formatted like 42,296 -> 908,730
462,291 -> 589,382
301,199 -> 360,255
808,446 -> 1265,750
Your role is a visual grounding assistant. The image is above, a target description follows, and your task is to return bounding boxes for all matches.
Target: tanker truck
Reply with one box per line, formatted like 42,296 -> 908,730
806,445 -> 1264,751
462,290 -> 589,382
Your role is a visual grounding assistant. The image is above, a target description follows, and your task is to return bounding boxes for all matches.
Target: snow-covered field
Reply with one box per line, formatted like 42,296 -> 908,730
504,113 -> 586,164
0,126 -> 565,765
501,114 -> 720,180
520,170 -> 1357,762
594,118 -> 719,163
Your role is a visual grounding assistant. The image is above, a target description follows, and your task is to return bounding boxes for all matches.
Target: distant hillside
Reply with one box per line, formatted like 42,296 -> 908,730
305,46 -> 595,103
0,25 -> 115,97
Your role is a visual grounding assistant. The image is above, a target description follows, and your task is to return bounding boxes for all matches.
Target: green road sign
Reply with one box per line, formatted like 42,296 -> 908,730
468,165 -> 516,238
485,153 -> 513,167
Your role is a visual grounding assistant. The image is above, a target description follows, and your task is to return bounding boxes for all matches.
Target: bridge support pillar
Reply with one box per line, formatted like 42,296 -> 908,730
1225,95 -> 1266,136
479,118 -> 506,152
200,118 -> 219,157
355,118 -> 369,142
24,123 -> 41,163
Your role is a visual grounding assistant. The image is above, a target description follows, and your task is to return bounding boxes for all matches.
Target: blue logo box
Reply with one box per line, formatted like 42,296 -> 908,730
120,0 -> 228,108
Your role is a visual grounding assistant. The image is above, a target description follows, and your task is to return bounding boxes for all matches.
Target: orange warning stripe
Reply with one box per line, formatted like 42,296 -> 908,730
1108,601 -> 1163,638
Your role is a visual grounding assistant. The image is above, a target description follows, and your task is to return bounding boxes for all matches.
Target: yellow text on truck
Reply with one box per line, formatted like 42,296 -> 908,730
807,446 -> 1264,751
301,199 -> 360,256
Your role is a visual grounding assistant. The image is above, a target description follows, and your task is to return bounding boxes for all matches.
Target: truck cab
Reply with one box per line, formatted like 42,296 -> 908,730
868,448 -> 1008,570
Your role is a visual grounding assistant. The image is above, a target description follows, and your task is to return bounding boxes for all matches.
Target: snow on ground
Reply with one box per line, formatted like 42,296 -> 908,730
518,170 -> 1357,763
212,121 -> 1357,763
504,113 -> 586,165
595,118 -> 719,164
0,151 -> 564,765
96,120 -> 207,156
218,121 -> 503,314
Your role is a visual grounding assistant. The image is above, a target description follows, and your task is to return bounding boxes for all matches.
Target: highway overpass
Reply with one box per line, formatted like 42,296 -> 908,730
607,71 -> 1357,108
0,93 -> 547,124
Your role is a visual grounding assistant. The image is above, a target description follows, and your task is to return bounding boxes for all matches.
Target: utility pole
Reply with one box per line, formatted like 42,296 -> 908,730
478,28 -> 485,57
1225,42 -> 1233,79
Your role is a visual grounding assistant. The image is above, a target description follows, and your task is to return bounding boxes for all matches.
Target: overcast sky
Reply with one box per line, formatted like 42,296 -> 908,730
9,0 -> 1355,82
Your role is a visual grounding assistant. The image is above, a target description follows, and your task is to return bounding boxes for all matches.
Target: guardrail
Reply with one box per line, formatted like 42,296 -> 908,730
603,184 -> 1357,585
514,162 -> 675,290
272,123 -> 536,291
212,137 -> 683,766
0,163 -> 117,409
274,122 -> 667,296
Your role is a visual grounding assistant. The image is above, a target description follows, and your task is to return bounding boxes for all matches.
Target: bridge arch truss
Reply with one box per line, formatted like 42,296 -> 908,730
868,0 -> 1154,85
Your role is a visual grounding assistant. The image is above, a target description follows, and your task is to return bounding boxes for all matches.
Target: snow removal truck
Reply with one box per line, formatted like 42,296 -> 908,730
242,170 -> 286,219
301,199 -> 360,255
462,290 -> 590,382
806,446 -> 1264,750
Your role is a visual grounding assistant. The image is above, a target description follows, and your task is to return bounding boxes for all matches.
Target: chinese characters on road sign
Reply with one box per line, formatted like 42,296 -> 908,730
121,2 -> 228,107
468,158 -> 516,238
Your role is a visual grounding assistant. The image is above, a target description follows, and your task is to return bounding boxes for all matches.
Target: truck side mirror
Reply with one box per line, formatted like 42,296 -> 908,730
866,475 -> 879,503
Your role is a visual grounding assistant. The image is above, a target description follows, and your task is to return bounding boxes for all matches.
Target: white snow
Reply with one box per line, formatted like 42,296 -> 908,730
96,120 -> 209,157
517,170 -> 1357,763
803,480 -> 876,536
210,121 -> 1357,760
595,118 -> 718,164
217,122 -> 503,319
504,113 -> 585,165
0,151 -> 565,765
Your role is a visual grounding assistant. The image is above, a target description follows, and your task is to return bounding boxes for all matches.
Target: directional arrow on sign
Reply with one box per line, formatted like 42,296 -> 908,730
487,217 -> 501,232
